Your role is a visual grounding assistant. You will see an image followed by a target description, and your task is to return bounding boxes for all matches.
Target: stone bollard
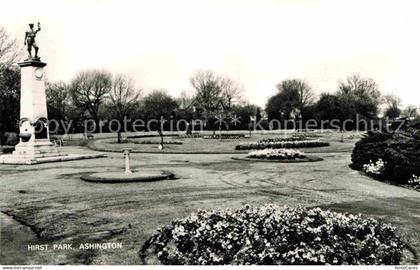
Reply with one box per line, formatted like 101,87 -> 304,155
122,148 -> 132,175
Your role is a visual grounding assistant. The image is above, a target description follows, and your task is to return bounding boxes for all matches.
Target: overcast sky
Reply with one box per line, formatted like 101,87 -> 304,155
1,0 -> 419,107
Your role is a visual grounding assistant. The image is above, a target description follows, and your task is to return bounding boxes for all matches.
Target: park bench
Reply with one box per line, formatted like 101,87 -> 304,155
51,138 -> 64,147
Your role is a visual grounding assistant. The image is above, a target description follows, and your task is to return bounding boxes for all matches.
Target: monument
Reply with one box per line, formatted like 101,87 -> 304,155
0,23 -> 104,164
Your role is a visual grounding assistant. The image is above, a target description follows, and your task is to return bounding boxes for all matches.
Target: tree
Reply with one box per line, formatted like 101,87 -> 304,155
266,79 -> 314,120
314,92 -> 360,135
337,74 -> 381,118
266,79 -> 314,123
219,76 -> 243,110
278,79 -> 314,112
314,93 -> 341,122
190,71 -> 244,133
0,27 -> 22,67
402,106 -> 419,119
143,90 -> 178,147
382,94 -> 401,119
232,104 -> 260,130
190,70 -> 223,134
108,74 -> 141,143
0,65 -> 20,144
218,76 -> 244,131
69,70 -> 112,129
384,106 -> 401,120
178,90 -> 195,110
336,92 -> 358,131
46,81 -> 70,122
190,70 -> 221,111
266,93 -> 287,121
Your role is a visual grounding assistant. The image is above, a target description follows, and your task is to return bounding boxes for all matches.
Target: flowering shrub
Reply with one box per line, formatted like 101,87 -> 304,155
235,140 -> 329,150
362,159 -> 386,176
140,204 -> 405,265
351,129 -> 420,185
408,175 -> 420,190
247,149 -> 306,160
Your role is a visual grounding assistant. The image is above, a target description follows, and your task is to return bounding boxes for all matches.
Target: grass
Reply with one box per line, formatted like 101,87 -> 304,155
89,131 -> 357,154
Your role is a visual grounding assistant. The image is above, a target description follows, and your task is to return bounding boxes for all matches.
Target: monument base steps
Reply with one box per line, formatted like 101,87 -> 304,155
0,140 -> 106,165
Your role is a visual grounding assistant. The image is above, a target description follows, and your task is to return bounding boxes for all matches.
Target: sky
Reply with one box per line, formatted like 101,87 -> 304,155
1,0 -> 419,107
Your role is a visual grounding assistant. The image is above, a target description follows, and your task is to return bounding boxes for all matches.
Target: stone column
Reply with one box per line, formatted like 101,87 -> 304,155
0,60 -> 62,164
17,60 -> 49,142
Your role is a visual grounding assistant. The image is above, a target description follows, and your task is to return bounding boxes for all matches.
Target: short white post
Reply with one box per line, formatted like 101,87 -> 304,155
122,148 -> 132,174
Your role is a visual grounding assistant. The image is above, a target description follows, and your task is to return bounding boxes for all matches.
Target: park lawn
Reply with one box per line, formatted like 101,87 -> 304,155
89,131 -> 358,154
0,142 -> 419,265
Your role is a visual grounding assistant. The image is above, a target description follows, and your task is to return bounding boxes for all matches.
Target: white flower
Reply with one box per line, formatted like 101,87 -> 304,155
363,159 -> 385,175
247,148 -> 306,160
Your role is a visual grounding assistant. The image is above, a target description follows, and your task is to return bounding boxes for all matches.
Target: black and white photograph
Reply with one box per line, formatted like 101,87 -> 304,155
0,0 -> 419,268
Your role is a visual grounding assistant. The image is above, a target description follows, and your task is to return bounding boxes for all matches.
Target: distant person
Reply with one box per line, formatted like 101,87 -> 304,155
186,121 -> 192,135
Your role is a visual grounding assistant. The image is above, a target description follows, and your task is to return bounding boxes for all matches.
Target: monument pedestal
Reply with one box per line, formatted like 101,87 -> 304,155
0,59 -> 105,165
0,139 -> 65,164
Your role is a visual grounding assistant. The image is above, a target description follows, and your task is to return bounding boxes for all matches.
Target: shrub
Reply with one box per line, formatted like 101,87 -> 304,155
3,132 -> 19,145
351,129 -> 420,184
140,204 -> 405,265
360,158 -> 420,190
247,149 -> 306,160
235,140 -> 329,150
0,145 -> 14,154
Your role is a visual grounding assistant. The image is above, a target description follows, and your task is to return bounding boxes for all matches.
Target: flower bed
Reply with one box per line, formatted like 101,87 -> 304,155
235,140 -> 330,150
127,134 -> 178,139
203,134 -> 247,140
258,137 -> 309,143
247,149 -> 306,160
132,140 -> 183,145
178,134 -> 202,139
140,204 -> 405,265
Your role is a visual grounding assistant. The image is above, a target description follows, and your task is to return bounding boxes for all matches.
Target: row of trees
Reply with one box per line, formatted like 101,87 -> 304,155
0,27 -> 21,144
46,70 -> 143,143
45,69 -> 257,141
265,75 -> 419,130
1,26 -> 419,145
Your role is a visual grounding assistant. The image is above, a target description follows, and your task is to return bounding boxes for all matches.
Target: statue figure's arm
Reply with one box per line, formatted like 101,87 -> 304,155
35,22 -> 41,33
24,31 -> 28,45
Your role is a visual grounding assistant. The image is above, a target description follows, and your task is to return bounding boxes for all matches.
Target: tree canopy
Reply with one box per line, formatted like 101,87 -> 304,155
69,70 -> 112,122
266,79 -> 314,121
